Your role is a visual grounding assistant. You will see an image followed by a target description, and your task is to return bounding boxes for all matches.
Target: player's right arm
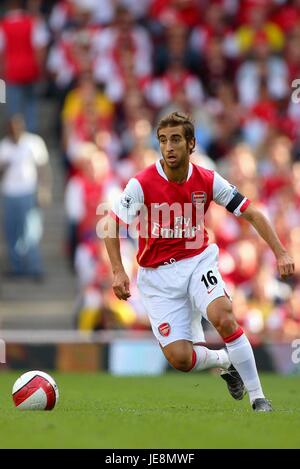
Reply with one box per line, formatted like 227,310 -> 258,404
102,178 -> 144,301
102,215 -> 131,300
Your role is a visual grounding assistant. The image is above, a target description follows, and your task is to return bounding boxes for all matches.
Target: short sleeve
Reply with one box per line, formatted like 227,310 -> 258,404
65,177 -> 85,222
0,142 -> 7,163
0,28 -> 5,52
213,171 -> 250,217
0,139 -> 11,164
111,178 -> 144,225
32,19 -> 50,48
31,136 -> 49,165
23,134 -> 49,166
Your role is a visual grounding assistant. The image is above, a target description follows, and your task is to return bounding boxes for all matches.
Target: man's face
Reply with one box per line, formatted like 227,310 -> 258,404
158,125 -> 194,170
7,115 -> 25,142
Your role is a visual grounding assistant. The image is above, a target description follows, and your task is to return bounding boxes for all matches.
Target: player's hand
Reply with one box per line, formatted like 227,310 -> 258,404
112,270 -> 131,300
276,252 -> 295,278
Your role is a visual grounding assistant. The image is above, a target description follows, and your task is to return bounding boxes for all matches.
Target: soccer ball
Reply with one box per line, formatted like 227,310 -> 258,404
12,370 -> 59,410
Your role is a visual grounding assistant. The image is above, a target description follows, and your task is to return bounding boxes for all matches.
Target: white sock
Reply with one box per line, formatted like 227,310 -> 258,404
225,333 -> 265,403
191,346 -> 230,371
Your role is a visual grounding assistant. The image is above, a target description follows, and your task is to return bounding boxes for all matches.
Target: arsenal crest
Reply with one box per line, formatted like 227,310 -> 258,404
158,323 -> 171,337
192,191 -> 207,207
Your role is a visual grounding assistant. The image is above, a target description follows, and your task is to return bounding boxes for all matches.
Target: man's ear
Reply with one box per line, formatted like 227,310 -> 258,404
189,138 -> 196,153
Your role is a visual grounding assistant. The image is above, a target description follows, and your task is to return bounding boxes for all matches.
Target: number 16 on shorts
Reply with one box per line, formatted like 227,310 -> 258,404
201,270 -> 218,295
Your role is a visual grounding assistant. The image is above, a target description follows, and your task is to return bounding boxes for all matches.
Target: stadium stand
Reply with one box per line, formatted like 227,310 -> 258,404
0,0 -> 299,350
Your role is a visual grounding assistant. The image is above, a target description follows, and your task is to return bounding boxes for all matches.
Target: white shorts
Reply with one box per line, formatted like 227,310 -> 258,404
137,244 -> 230,347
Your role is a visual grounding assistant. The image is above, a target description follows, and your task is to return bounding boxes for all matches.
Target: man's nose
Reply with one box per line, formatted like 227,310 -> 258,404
166,140 -> 173,151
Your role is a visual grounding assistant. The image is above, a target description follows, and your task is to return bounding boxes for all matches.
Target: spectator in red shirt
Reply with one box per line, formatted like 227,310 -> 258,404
0,0 -> 49,132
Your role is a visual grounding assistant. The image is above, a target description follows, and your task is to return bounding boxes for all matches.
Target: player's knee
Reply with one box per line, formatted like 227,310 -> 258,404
163,340 -> 194,372
214,308 -> 238,337
168,353 -> 193,372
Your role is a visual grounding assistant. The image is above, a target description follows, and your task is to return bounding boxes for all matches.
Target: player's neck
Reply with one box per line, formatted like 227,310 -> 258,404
161,159 -> 190,183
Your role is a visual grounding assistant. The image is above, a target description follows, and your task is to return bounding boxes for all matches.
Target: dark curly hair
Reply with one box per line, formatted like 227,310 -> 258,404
157,112 -> 195,154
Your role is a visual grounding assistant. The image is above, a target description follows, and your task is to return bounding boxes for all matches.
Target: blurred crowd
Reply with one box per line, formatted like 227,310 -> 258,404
0,0 -> 300,343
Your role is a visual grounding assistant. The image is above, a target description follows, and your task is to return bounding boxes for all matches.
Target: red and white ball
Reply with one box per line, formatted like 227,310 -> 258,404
12,370 -> 59,410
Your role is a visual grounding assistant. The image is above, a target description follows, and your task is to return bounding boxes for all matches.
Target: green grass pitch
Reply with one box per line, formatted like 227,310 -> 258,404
1,371 -> 300,448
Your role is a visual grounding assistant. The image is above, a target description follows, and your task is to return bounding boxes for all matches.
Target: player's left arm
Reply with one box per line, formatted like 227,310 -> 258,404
241,203 -> 295,278
212,171 -> 294,278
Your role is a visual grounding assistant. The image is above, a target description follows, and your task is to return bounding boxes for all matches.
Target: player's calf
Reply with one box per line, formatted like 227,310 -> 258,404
162,340 -> 230,372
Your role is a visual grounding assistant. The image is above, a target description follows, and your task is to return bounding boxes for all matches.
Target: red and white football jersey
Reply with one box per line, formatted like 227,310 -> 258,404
111,160 -> 250,268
